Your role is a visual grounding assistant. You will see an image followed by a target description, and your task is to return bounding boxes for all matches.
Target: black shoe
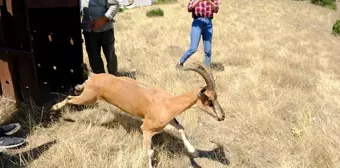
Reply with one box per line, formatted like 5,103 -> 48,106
0,136 -> 26,149
0,123 -> 21,136
176,62 -> 183,70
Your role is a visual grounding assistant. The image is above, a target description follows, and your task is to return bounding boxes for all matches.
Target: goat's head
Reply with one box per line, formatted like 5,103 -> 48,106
184,63 -> 225,121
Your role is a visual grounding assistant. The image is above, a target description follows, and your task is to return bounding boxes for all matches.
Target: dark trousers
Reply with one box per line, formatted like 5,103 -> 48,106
83,29 -> 118,75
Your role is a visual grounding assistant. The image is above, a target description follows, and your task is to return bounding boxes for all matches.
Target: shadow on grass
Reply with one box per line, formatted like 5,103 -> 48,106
188,143 -> 230,168
1,99 -> 64,139
0,69 -> 140,167
117,70 -> 138,80
0,140 -> 57,167
153,132 -> 230,167
210,62 -> 225,71
68,111 -> 232,167
0,97 -> 67,167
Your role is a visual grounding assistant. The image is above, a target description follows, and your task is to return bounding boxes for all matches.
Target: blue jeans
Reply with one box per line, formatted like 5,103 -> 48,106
180,18 -> 213,66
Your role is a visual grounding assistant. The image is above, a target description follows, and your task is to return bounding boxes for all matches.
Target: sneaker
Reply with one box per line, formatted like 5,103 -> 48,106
0,136 -> 26,149
0,123 -> 21,136
176,62 -> 183,70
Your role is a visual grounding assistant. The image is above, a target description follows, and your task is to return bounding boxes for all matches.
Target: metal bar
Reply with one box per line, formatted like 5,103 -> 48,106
15,52 -> 42,105
26,0 -> 78,8
0,8 -> 3,48
0,47 -> 31,54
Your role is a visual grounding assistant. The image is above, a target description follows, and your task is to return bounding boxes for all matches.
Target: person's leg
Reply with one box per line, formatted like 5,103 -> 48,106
83,31 -> 105,73
102,28 -> 118,76
101,28 -> 136,79
202,19 -> 213,67
177,19 -> 203,68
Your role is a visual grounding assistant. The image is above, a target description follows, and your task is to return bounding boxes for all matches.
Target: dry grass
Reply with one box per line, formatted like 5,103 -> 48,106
1,0 -> 340,167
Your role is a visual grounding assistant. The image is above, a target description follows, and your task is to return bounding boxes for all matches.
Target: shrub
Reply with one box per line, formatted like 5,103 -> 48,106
146,8 -> 164,17
310,0 -> 337,10
119,8 -> 125,13
332,20 -> 340,36
153,0 -> 177,4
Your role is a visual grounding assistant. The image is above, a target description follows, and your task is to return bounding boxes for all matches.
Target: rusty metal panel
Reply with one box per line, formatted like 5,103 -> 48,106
26,0 -> 79,8
0,50 -> 18,101
0,10 -> 3,47
0,0 -> 32,51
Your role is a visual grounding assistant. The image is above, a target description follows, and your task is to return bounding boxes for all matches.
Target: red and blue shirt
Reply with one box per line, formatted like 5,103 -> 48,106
188,0 -> 219,19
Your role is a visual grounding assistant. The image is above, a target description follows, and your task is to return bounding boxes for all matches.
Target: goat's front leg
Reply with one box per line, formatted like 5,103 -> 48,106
169,119 -> 199,157
142,130 -> 156,168
141,124 -> 156,168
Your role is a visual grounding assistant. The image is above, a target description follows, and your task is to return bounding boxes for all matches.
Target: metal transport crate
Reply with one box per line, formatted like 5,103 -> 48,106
0,0 -> 84,106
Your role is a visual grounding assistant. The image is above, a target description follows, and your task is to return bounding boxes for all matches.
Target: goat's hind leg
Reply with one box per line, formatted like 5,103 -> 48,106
50,88 -> 97,111
169,119 -> 199,157
74,84 -> 85,94
73,80 -> 87,95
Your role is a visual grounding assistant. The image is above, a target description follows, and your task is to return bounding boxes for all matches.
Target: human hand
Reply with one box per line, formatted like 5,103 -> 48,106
90,16 -> 109,31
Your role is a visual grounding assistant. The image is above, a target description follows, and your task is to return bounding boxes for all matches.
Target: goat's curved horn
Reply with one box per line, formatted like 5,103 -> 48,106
199,64 -> 215,89
183,63 -> 214,90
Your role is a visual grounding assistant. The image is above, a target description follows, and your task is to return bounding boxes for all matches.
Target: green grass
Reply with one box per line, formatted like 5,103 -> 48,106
146,8 -> 164,17
153,0 -> 178,5
119,8 -> 125,13
332,20 -> 340,36
310,0 -> 337,10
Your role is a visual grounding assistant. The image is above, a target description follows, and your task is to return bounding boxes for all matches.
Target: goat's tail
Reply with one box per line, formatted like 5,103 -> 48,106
81,63 -> 94,79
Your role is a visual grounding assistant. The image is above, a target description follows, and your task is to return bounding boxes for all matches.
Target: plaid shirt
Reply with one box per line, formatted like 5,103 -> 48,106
188,0 -> 219,19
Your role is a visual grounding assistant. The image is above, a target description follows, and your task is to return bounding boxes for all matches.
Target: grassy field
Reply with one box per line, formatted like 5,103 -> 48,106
1,0 -> 340,167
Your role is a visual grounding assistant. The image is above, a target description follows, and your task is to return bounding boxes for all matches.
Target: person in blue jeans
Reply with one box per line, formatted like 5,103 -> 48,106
176,0 -> 219,69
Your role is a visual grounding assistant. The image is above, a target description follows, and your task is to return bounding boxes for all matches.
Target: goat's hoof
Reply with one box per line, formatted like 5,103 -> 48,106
50,105 -> 59,112
149,163 -> 156,168
189,150 -> 199,157
75,85 -> 82,91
